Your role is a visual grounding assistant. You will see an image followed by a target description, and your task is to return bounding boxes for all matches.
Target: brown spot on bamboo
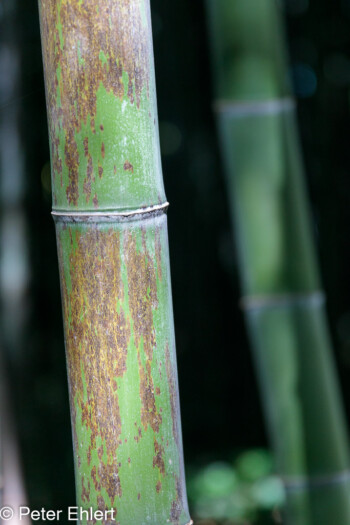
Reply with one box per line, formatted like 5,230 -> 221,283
84,155 -> 93,202
91,466 -> 101,492
126,233 -> 162,433
81,478 -> 90,503
40,0 -> 151,204
51,136 -> 62,187
97,495 -> 107,513
170,478 -> 183,525
165,342 -> 180,448
101,142 -> 105,158
83,137 -> 89,157
153,439 -> 165,475
134,425 -> 142,443
156,481 -> 162,493
65,129 -> 79,205
123,161 -> 134,173
98,462 -> 122,502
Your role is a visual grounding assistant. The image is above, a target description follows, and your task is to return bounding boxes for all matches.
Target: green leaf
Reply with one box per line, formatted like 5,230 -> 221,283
236,449 -> 273,482
250,476 -> 286,509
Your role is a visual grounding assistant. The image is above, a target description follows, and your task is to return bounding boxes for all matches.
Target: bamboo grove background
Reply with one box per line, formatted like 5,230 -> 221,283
3,0 -> 350,523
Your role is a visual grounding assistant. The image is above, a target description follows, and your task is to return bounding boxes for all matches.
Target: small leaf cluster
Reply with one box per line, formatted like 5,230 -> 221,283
187,449 -> 285,524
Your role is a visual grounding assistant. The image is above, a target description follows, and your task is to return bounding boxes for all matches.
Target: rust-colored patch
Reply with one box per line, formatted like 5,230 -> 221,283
156,481 -> 162,493
153,439 -> 165,475
83,137 -> 89,157
126,233 -> 162,433
138,357 -> 162,433
134,426 -> 142,443
84,155 -> 94,203
81,478 -> 90,503
98,462 -> 122,502
91,466 -> 101,492
65,128 -> 80,205
155,387 -> 161,396
40,0 -> 151,205
165,342 -> 180,448
170,499 -> 182,525
98,166 -> 103,178
123,161 -> 134,173
137,493 -> 141,501
51,135 -> 62,188
100,124 -> 104,131
60,228 -> 130,504
93,193 -> 99,209
97,495 -> 106,512
101,142 -> 105,159
170,478 -> 183,525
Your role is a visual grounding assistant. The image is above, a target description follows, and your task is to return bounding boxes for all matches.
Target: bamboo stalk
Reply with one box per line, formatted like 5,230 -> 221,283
206,1 -> 350,524
0,1 -> 31,520
0,362 -> 32,525
38,1 -> 191,523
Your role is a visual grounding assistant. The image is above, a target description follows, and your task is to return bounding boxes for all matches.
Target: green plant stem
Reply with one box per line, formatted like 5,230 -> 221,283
38,1 -> 191,523
206,1 -> 350,524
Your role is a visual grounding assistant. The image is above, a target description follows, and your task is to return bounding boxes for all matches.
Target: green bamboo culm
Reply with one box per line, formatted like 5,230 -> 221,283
206,1 -> 350,524
38,1 -> 192,524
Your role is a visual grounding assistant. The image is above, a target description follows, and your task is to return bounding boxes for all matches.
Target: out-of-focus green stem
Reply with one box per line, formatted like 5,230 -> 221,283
38,1 -> 191,523
206,1 -> 350,524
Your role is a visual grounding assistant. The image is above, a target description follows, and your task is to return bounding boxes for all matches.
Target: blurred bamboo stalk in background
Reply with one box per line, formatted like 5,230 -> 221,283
0,358 -> 31,525
0,0 -> 31,521
0,0 -> 29,364
38,0 -> 191,523
206,1 -> 350,523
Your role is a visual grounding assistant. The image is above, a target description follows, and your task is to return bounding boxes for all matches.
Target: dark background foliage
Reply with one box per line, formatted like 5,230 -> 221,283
1,0 -> 350,515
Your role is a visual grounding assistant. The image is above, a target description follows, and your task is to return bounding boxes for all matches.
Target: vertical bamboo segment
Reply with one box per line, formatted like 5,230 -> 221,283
206,1 -> 350,524
0,363 -> 31,525
38,1 -> 191,523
